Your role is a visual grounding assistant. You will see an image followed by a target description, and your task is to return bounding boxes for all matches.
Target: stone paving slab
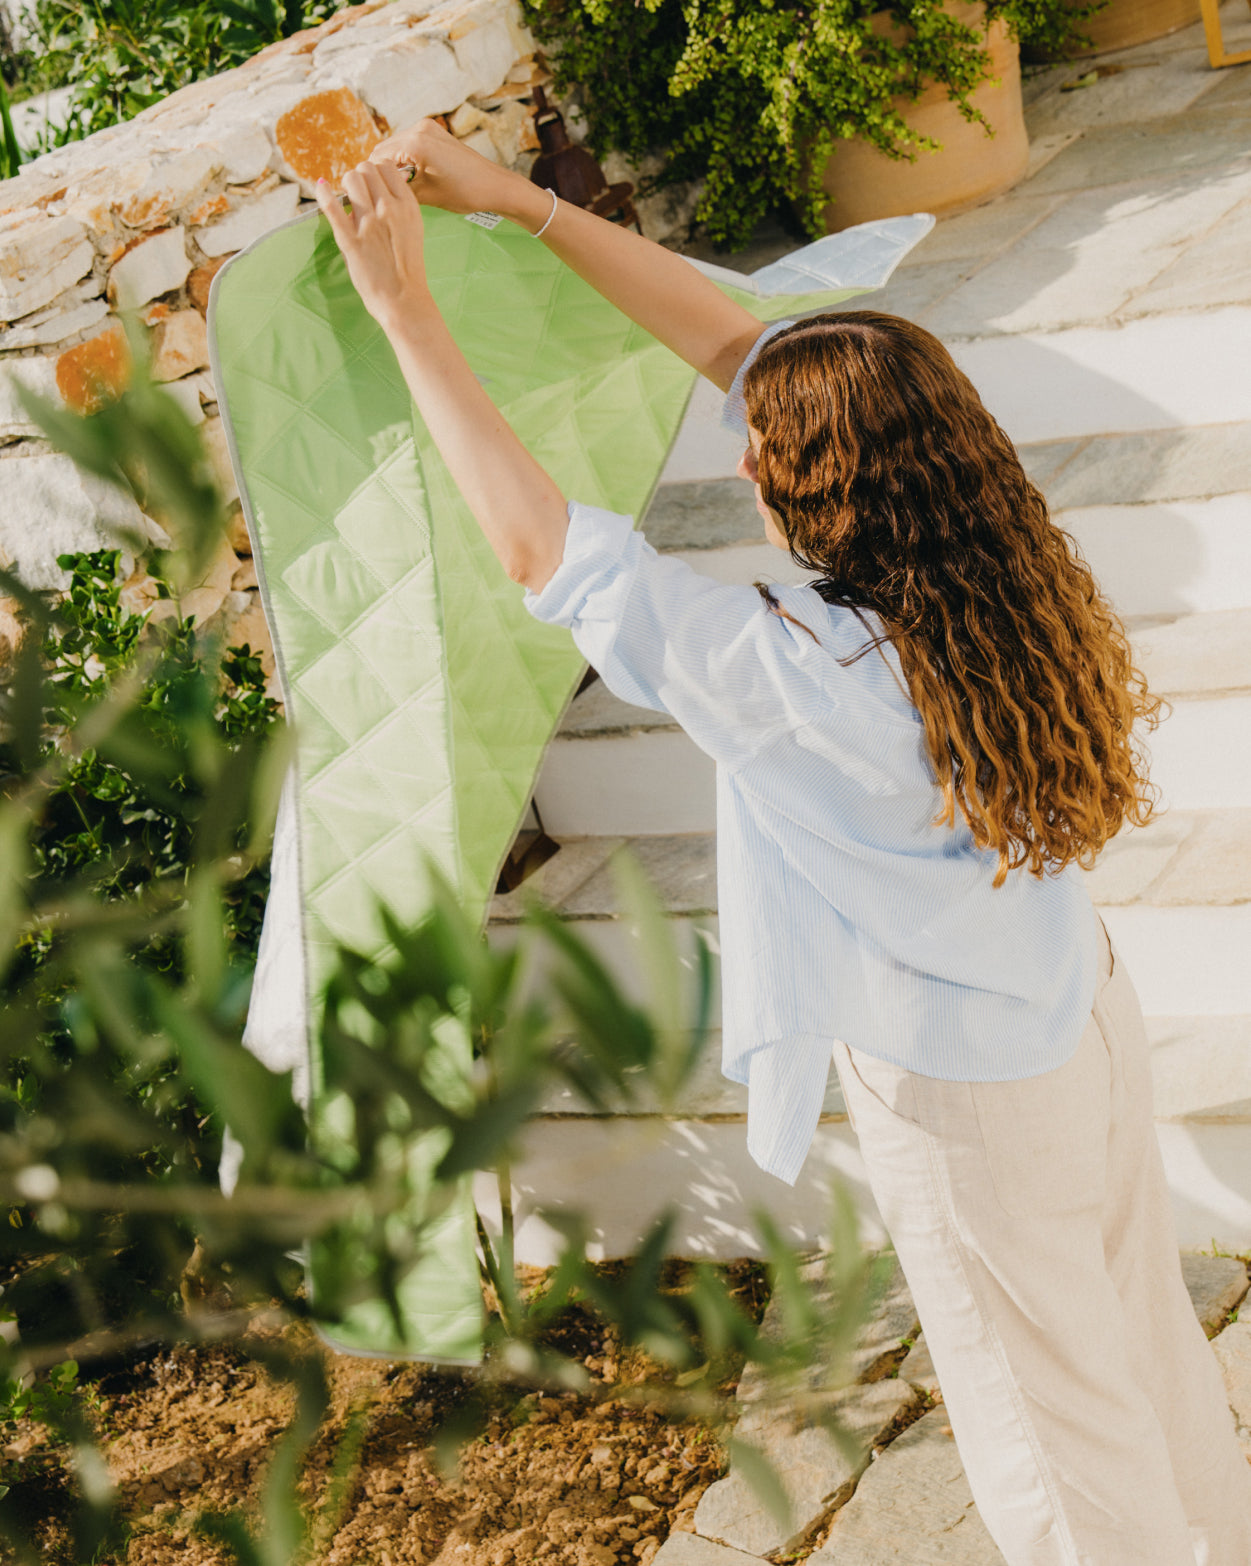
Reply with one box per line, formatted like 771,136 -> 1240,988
1150,1019 -> 1251,1122
895,191 -> 1062,267
693,1377 -> 919,1558
1139,605 -> 1251,690
1060,494 -> 1251,621
1124,194 -> 1251,317
1181,1253 -> 1250,1336
559,677 -> 675,738
808,1405 -> 1007,1565
951,308 -> 1251,446
1094,812 -> 1251,913
643,478 -> 765,552
1021,106 -> 1251,198
1041,424 -> 1251,510
922,174 -> 1251,337
560,833 -> 717,918
653,1534 -> 769,1566
1132,608 -> 1251,697
1023,49 -> 1231,139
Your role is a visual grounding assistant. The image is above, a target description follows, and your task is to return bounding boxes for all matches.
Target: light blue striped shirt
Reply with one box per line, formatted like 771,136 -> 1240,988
523,327 -> 1099,1185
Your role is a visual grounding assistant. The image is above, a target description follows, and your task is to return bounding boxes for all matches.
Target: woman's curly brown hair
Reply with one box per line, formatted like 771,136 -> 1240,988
743,311 -> 1165,888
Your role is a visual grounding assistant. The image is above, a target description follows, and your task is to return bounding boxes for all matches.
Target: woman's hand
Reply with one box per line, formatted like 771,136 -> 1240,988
314,159 -> 433,329
369,116 -> 527,220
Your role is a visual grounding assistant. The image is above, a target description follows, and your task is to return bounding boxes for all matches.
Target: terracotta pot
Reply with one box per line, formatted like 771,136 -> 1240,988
1024,0 -> 1201,60
819,1 -> 1029,233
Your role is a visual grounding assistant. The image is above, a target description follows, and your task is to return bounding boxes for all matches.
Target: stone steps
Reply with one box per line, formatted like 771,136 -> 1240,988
488,817 -> 1251,1114
533,686 -> 1251,836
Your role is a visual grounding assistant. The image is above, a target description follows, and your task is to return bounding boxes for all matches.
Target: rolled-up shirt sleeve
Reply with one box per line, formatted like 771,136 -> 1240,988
524,501 -> 823,770
721,317 -> 797,443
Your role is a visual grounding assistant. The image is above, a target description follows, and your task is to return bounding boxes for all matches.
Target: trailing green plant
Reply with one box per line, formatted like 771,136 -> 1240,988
0,311 -> 887,1566
0,76 -> 22,178
522,0 -> 1107,249
3,0 -> 356,153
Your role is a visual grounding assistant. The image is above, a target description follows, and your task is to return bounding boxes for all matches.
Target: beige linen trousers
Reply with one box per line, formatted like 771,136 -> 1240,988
830,916 -> 1251,1565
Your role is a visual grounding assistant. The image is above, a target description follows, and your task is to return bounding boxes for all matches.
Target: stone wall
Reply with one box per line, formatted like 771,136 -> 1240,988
0,0 -> 578,684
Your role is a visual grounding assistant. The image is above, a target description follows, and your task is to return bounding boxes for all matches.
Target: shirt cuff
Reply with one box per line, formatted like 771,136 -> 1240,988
721,318 -> 797,444
522,500 -> 636,628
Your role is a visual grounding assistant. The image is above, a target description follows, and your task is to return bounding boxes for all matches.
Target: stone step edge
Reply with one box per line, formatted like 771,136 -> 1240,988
555,676 -> 1251,742
488,813 -> 1251,924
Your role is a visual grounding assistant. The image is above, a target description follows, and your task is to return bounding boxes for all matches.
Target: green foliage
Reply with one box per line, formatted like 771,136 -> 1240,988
0,75 -> 22,178
523,0 -> 1107,250
4,0 -> 356,153
22,547 -> 278,966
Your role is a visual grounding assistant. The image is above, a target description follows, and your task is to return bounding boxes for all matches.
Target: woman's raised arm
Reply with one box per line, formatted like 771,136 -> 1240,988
316,160 -> 571,594
368,119 -> 765,392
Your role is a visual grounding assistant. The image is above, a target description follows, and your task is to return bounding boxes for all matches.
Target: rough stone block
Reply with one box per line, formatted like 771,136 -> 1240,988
0,354 -> 60,438
653,1535 -> 769,1565
347,35 -> 475,128
193,183 -> 300,258
0,293 -> 109,351
480,98 -> 533,165
112,148 -> 218,230
693,1379 -> 917,1557
809,1405 -> 1005,1565
107,226 -> 191,311
157,377 -> 205,426
187,256 -> 230,316
1183,1253 -> 1250,1338
458,127 -> 500,164
0,209 -> 94,322
192,122 -> 274,186
0,452 -> 157,591
186,193 -> 230,227
450,12 -> 517,96
149,308 -> 209,381
174,534 -> 240,627
273,87 -> 382,196
56,324 -> 132,414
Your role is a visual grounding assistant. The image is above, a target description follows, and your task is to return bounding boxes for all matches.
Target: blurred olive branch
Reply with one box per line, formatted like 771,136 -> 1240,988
0,300 -> 884,1566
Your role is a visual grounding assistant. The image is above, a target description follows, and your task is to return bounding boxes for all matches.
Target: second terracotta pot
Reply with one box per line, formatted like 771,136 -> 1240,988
820,2 -> 1029,234
1025,0 -> 1201,60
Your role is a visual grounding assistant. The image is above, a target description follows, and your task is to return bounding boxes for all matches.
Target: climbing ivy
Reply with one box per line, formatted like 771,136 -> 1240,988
522,0 -> 1106,249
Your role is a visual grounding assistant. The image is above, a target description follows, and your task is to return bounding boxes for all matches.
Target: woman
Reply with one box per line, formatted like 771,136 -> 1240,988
314,123 -> 1251,1565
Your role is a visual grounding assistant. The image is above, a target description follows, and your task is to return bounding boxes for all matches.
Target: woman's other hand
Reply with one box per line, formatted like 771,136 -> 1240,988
314,159 -> 432,330
369,116 -> 521,218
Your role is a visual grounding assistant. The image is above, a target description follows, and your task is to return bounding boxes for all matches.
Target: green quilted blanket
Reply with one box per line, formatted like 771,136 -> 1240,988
207,203 -> 932,1363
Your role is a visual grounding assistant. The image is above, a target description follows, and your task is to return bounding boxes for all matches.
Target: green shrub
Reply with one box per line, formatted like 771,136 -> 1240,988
4,0 -> 356,152
522,0 -> 1106,249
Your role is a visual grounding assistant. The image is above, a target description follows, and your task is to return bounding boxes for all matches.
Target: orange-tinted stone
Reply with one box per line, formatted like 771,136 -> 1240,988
187,193 -> 230,227
275,86 -> 382,188
56,323 -> 133,414
187,256 -> 229,317
143,301 -> 171,325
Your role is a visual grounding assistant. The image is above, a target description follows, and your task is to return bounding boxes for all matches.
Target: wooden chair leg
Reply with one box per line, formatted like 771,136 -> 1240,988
1201,0 -> 1251,65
